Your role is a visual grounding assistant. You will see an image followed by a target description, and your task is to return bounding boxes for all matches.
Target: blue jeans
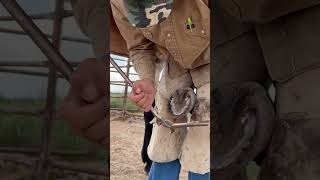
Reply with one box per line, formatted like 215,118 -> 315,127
148,160 -> 210,180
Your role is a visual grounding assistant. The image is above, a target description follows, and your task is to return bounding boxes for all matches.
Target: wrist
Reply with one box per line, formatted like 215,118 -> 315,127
141,78 -> 155,85
137,71 -> 155,84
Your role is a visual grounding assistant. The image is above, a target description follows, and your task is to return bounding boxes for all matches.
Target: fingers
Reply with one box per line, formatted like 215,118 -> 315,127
59,59 -> 108,148
129,82 -> 146,109
60,96 -> 107,131
60,91 -> 108,148
84,119 -> 109,144
129,80 -> 156,111
70,59 -> 107,102
139,93 -> 156,112
145,91 -> 156,112
136,93 -> 149,109
129,91 -> 148,111
129,91 -> 144,103
131,91 -> 154,111
81,82 -> 100,102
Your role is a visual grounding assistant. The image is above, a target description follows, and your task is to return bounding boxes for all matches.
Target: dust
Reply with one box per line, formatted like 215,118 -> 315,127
110,110 -> 146,180
110,110 -> 188,180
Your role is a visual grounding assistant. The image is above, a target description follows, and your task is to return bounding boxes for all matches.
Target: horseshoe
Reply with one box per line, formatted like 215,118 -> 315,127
169,87 -> 197,117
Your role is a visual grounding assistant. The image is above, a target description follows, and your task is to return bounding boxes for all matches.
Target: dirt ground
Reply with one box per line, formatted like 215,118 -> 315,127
110,110 -> 188,180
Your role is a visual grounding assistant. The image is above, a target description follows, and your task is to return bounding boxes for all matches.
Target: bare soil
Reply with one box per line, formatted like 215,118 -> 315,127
110,110 -> 188,180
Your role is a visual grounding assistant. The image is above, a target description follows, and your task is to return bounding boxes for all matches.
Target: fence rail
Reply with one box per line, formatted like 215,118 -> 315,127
0,10 -> 73,21
0,27 -> 90,44
109,55 -> 142,114
0,61 -> 79,67
0,1 -> 109,179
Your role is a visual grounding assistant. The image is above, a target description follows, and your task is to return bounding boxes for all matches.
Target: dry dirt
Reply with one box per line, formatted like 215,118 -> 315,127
110,110 -> 188,180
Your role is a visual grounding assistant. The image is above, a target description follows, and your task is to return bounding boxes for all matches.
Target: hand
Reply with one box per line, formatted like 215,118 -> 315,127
59,58 -> 108,147
129,79 -> 156,112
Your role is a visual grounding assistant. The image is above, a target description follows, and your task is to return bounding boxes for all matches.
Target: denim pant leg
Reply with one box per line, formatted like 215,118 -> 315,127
188,171 -> 210,180
148,160 -> 181,180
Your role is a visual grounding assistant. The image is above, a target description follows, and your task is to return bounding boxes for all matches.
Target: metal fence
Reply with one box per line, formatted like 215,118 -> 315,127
110,56 -> 141,117
0,0 -> 111,179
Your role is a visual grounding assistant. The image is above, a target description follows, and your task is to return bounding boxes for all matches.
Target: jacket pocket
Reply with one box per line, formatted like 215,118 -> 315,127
168,56 -> 189,79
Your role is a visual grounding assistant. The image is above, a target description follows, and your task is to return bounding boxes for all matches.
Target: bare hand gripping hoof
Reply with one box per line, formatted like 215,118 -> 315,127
110,56 -> 209,129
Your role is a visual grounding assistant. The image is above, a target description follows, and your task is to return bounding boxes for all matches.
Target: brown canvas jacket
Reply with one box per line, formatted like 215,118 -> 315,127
213,0 -> 320,82
111,0 -> 210,82
215,0 -> 320,23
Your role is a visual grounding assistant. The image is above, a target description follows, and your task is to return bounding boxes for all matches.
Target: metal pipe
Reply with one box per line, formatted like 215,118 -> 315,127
0,10 -> 73,21
170,121 -> 210,128
0,0 -> 73,81
110,57 -> 133,87
0,153 -> 36,166
0,147 -> 88,157
0,60 -> 79,67
0,106 -> 43,116
0,152 -> 106,176
110,70 -> 138,75
109,56 -> 209,129
110,83 -> 131,86
0,27 -> 90,44
0,67 -> 64,78
110,57 -> 167,124
110,65 -> 132,68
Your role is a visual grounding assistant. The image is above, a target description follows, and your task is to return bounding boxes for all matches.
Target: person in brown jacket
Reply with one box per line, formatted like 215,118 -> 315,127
111,0 -> 210,179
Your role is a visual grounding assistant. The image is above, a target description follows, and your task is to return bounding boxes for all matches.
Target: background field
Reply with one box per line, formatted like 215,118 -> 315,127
0,98 -> 105,157
110,93 -> 141,113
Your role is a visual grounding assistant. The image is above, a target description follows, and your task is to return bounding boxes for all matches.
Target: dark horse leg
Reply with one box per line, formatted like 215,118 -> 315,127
141,102 -> 155,174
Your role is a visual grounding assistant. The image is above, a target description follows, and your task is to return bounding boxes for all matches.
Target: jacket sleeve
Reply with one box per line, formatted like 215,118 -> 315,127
215,0 -> 320,23
110,1 -> 156,82
70,0 -> 108,57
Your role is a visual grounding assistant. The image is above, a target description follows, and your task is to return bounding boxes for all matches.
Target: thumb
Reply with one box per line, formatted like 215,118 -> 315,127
135,87 -> 142,94
133,83 -> 143,94
81,82 -> 100,102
